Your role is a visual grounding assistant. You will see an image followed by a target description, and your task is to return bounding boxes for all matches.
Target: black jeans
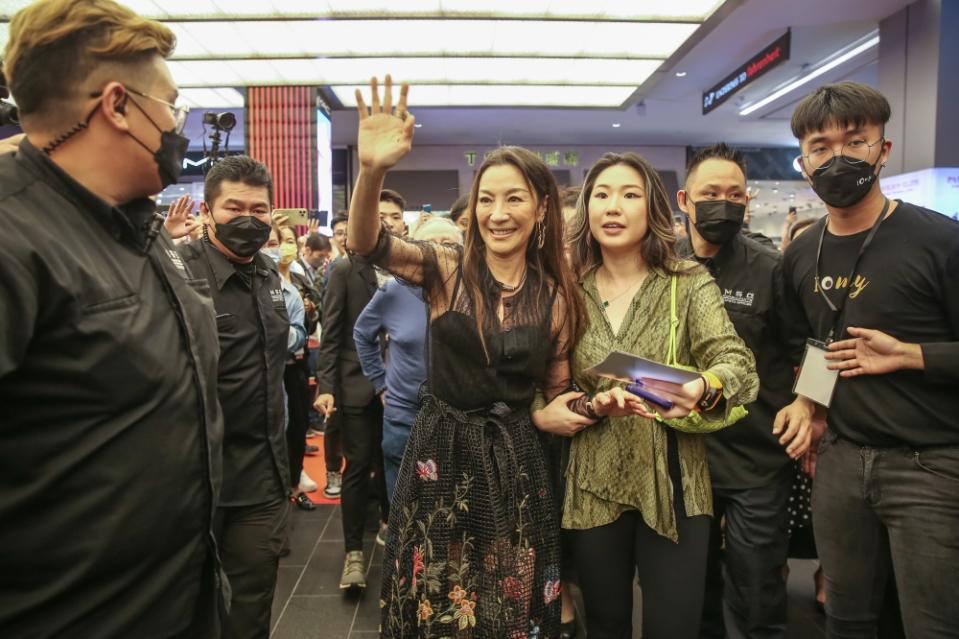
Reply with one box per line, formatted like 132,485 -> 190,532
813,431 -> 959,638
340,401 -> 388,551
701,470 -> 792,639
284,360 -> 311,487
213,499 -> 290,639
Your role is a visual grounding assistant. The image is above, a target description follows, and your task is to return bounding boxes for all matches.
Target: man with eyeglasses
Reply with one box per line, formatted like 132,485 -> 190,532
778,81 -> 959,638
0,1 -> 224,638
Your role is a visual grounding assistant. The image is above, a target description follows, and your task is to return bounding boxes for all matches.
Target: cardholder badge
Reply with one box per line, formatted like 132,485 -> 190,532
793,338 -> 840,408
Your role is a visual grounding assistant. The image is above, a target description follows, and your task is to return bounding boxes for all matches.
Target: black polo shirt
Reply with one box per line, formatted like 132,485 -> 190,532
178,239 -> 290,506
0,139 -> 224,637
693,234 -> 799,489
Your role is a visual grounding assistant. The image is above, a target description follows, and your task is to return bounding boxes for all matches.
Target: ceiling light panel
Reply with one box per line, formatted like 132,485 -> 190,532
178,87 -> 245,108
99,0 -> 721,20
331,84 -> 635,107
323,0 -> 723,21
163,20 -> 697,59
168,57 -> 660,87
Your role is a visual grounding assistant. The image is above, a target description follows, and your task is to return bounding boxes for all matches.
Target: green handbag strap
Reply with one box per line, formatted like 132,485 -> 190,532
666,275 -> 679,366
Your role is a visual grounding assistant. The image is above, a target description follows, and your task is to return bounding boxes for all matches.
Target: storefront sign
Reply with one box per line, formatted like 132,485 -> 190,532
702,30 -> 790,115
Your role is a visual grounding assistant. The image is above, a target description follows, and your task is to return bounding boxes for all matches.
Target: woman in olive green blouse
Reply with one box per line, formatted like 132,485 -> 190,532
559,152 -> 757,639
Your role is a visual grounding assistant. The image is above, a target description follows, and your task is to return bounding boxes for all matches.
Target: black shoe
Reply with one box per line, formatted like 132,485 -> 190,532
304,444 -> 319,455
560,619 -> 577,639
293,493 -> 316,511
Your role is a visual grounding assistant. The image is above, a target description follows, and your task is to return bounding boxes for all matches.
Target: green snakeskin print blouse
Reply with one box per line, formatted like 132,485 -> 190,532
562,264 -> 759,541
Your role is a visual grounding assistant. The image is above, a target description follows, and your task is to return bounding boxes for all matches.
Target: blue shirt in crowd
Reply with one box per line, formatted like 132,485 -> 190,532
353,280 -> 428,426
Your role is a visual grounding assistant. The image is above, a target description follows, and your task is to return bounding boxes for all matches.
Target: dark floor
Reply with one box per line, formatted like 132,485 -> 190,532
270,504 -> 826,638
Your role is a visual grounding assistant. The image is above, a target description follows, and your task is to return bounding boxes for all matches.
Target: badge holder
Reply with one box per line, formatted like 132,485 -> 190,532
793,338 -> 839,408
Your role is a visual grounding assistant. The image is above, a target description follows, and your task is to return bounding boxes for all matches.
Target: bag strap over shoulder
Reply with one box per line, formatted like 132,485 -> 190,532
666,275 -> 679,366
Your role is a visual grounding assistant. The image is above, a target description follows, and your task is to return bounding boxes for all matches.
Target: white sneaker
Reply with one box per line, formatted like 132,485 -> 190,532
299,470 -> 318,493
324,471 -> 342,498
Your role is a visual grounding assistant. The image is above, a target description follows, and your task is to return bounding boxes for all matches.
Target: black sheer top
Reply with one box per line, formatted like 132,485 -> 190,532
367,229 -> 572,410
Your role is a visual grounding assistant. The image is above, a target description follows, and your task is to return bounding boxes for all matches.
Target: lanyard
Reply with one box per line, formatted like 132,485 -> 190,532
814,197 -> 890,342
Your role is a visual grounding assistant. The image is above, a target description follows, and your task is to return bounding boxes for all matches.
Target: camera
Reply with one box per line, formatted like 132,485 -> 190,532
203,111 -> 236,131
201,111 -> 237,171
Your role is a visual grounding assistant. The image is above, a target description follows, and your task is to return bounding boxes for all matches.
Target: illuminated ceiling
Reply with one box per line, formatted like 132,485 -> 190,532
0,0 -> 728,107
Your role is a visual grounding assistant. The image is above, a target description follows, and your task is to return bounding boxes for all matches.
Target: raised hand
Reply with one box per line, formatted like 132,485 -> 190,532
355,75 -> 415,172
163,194 -> 198,240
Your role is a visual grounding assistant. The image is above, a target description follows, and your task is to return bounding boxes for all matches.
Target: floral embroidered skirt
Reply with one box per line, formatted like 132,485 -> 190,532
380,394 -> 561,638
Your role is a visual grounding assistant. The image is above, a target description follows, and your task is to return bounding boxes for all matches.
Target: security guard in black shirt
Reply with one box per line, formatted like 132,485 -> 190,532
0,2 -> 223,637
178,155 -> 292,639
676,144 -> 811,639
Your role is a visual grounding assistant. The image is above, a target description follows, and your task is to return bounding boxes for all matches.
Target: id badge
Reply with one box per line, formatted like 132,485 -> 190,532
793,338 -> 839,407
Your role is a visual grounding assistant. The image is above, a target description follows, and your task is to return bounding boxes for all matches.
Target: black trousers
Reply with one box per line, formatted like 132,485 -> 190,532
284,360 -> 311,487
340,401 -> 388,551
569,432 -> 710,639
701,470 -> 792,639
324,411 -> 343,472
214,499 -> 290,639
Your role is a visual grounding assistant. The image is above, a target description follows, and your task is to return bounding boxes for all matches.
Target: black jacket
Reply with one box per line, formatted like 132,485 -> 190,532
178,240 -> 291,506
0,140 -> 224,637
317,256 -> 378,408
691,234 -> 801,489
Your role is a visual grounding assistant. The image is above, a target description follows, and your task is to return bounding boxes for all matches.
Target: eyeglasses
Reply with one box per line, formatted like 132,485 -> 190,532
129,88 -> 189,134
90,86 -> 190,134
798,137 -> 884,173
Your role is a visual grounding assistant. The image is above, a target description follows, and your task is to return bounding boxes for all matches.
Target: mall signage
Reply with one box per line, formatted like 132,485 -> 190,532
702,30 -> 790,115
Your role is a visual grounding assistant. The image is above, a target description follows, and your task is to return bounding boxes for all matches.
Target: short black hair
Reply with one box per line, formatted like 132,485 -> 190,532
331,213 -> 349,229
305,232 -> 331,252
449,195 -> 469,221
685,143 -> 747,185
204,155 -> 274,207
790,81 -> 891,141
379,188 -> 406,212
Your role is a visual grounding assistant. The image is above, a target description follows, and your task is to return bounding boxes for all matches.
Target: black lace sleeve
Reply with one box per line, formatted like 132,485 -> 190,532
366,227 -> 461,310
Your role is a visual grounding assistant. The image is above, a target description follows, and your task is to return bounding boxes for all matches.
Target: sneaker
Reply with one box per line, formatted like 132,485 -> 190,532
375,522 -> 388,547
323,471 -> 342,499
299,470 -> 318,493
339,551 -> 366,590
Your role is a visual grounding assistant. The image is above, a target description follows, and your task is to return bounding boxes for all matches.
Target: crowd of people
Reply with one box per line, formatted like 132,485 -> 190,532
1,1 -> 957,639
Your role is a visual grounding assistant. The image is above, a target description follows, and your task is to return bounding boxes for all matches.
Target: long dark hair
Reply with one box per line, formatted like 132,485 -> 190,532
462,146 -> 586,356
568,152 -> 687,278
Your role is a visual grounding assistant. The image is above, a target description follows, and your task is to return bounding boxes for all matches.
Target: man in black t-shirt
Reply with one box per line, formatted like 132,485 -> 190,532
779,82 -> 959,638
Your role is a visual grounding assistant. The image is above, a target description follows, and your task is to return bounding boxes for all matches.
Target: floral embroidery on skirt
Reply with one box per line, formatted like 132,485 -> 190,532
380,395 -> 561,638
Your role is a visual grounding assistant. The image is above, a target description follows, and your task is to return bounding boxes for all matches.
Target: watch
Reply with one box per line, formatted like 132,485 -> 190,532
697,372 -> 723,412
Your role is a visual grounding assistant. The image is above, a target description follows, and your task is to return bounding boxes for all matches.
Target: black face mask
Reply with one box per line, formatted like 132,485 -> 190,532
124,96 -> 189,189
810,157 -> 881,208
211,212 -> 272,257
691,199 -> 746,245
